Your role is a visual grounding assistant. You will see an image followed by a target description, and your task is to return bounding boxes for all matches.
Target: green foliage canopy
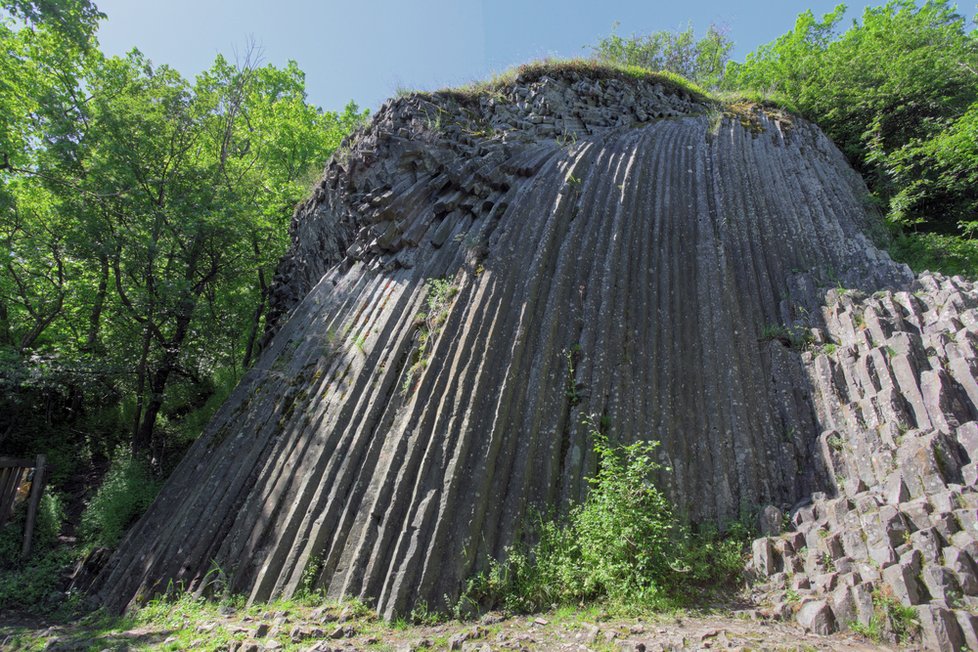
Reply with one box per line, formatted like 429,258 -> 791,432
0,4 -> 367,469
725,1 -> 978,232
592,22 -> 734,88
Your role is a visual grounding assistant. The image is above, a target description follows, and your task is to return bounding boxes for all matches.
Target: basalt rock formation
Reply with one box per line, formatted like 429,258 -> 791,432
91,65 -> 977,636
750,275 -> 978,650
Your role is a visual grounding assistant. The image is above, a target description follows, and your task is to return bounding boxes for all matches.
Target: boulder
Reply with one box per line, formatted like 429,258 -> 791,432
796,600 -> 837,635
916,605 -> 965,652
882,558 -> 928,606
83,64 -> 978,621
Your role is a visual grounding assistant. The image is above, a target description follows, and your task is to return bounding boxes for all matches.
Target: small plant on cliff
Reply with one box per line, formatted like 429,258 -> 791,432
850,589 -> 919,644
758,323 -> 814,350
401,278 -> 460,395
459,416 -> 747,613
564,345 -> 583,405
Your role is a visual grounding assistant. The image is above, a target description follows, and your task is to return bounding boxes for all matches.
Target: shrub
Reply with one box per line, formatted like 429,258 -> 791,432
889,230 -> 978,279
80,450 -> 161,549
0,546 -> 75,613
0,490 -> 65,561
591,23 -> 734,89
0,491 -> 69,613
459,417 -> 747,614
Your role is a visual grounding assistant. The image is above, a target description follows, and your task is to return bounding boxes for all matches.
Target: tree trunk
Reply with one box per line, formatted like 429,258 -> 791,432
136,365 -> 169,463
82,254 -> 109,353
242,237 -> 268,368
135,306 -> 195,458
0,299 -> 12,347
242,280 -> 267,368
131,322 -> 153,456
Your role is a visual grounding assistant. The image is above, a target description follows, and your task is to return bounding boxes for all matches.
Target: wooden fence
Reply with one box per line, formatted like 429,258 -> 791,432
0,455 -> 47,558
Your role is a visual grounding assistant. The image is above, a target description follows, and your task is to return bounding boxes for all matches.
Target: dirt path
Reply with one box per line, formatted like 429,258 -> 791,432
0,603 -> 902,651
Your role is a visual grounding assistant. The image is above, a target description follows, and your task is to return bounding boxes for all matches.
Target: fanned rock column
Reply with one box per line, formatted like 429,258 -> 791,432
93,66 -> 920,619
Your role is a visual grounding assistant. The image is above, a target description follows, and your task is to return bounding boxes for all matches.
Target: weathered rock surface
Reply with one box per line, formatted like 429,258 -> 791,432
751,276 -> 978,648
90,65 -> 973,627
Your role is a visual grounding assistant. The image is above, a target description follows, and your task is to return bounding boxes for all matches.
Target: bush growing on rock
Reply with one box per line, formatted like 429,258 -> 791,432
459,417 -> 748,614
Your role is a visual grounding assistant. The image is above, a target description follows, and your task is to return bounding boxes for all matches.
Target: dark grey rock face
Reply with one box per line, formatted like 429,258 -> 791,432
93,68 -> 965,622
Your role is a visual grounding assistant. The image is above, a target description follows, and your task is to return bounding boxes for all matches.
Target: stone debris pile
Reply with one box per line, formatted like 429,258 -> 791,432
753,273 -> 978,651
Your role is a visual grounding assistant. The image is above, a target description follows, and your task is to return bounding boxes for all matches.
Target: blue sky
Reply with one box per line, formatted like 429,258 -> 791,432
94,1 -> 977,113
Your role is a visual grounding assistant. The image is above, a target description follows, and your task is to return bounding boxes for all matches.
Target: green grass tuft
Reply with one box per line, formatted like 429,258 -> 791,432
406,58 -> 713,106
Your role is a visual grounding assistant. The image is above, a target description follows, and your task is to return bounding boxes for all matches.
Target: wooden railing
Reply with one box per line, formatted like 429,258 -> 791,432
0,455 -> 47,558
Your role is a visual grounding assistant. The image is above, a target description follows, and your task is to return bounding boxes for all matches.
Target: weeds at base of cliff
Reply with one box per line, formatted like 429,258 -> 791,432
454,416 -> 750,617
409,600 -> 447,626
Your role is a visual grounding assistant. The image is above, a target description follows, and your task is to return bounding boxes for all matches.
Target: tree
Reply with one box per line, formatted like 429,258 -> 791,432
725,1 -> 978,232
592,23 -> 733,88
1,10 -> 367,462
1,0 -> 102,47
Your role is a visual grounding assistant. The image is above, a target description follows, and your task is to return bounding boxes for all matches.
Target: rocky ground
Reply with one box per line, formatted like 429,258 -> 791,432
1,598 -> 899,652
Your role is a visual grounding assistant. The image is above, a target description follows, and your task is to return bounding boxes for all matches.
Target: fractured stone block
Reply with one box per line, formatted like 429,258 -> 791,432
882,557 -> 928,606
910,527 -> 947,564
921,566 -> 964,605
796,600 -> 837,636
916,605 -> 966,652
752,538 -> 780,577
956,610 -> 978,652
944,546 -> 978,596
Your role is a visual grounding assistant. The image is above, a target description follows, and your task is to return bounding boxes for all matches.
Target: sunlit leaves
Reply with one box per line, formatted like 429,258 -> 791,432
592,23 -> 734,89
726,1 -> 978,232
0,13 -> 367,453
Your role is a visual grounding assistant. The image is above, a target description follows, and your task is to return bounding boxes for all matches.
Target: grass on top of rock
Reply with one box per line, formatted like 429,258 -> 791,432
398,57 -> 810,124
454,416 -> 750,617
411,58 -> 713,106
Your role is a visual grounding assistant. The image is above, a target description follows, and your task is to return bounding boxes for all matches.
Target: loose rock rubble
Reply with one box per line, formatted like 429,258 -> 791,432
8,606 -> 893,651
752,273 -> 978,651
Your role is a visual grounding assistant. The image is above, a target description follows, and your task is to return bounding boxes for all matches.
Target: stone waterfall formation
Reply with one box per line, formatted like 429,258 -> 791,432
92,67 -> 978,639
